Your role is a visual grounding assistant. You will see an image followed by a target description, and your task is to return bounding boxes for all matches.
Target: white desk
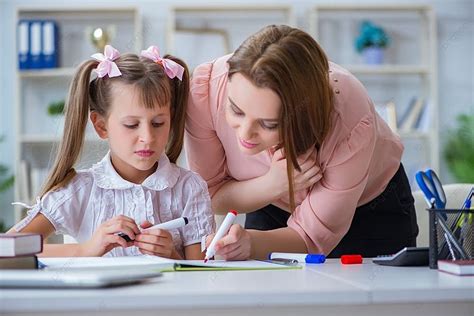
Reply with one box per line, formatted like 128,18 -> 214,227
1,259 -> 473,316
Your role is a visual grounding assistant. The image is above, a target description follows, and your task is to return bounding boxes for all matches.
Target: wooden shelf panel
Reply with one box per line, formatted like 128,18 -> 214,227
19,68 -> 76,78
20,135 -> 103,143
342,65 -> 430,75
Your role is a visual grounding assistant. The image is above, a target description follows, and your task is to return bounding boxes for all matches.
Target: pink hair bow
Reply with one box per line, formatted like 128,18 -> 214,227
91,45 -> 122,78
140,46 -> 184,80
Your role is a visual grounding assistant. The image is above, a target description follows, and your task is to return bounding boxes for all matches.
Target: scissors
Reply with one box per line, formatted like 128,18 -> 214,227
416,170 -> 469,259
415,169 -> 447,215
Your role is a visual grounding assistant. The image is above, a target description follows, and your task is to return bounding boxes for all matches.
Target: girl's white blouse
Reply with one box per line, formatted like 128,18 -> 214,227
14,152 -> 215,257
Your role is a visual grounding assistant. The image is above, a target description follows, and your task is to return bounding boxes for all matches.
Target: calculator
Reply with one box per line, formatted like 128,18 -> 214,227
373,247 -> 429,266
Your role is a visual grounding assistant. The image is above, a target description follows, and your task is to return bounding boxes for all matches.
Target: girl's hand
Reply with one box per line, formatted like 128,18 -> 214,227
205,224 -> 251,261
81,215 -> 139,257
264,148 -> 322,199
134,221 -> 179,259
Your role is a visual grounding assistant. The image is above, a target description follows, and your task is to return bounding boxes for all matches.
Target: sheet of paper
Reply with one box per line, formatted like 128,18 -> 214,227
40,255 -> 175,270
39,256 -> 301,272
174,259 -> 302,271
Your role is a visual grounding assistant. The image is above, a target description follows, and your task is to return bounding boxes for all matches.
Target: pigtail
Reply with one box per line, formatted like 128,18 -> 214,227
39,60 -> 97,197
163,55 -> 189,164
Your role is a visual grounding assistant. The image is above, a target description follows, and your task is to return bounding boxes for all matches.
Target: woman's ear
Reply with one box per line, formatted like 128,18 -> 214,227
90,111 -> 108,139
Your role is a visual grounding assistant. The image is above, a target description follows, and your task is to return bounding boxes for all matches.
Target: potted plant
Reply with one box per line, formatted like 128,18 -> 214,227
355,20 -> 390,65
444,113 -> 474,182
47,100 -> 65,116
47,100 -> 65,133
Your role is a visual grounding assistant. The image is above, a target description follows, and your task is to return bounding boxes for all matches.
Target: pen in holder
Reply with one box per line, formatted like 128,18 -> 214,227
428,206 -> 473,269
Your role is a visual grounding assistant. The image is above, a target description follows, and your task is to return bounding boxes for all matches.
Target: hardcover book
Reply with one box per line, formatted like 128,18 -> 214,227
0,233 -> 43,257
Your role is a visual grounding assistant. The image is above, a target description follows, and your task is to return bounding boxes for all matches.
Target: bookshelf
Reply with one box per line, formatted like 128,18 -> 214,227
14,7 -> 142,223
309,4 -> 438,184
167,5 -> 296,70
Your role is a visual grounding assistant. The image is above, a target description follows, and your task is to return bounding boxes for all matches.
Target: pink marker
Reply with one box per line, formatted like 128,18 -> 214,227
204,210 -> 238,262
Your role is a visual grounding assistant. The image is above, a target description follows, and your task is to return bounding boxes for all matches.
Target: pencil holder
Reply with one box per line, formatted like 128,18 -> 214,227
428,207 -> 474,269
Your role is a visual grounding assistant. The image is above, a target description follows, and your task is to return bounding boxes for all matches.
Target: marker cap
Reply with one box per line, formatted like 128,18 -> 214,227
306,254 -> 326,264
340,254 -> 363,264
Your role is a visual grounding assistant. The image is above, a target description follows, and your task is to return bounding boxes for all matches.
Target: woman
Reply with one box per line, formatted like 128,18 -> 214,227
185,25 -> 418,260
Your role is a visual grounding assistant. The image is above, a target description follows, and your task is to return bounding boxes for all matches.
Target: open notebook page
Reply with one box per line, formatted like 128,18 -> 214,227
39,256 -> 301,271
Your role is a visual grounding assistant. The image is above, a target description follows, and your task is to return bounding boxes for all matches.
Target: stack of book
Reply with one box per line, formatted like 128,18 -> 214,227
438,259 -> 474,276
0,233 -> 43,269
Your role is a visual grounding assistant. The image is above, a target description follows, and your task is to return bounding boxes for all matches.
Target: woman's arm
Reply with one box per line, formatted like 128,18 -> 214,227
184,244 -> 205,260
212,149 -> 321,214
248,227 -> 308,259
211,177 -> 280,214
208,225 -> 307,260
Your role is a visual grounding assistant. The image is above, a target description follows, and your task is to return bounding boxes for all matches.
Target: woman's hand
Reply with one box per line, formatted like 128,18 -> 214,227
264,148 -> 322,199
80,215 -> 139,257
134,221 -> 180,259
205,224 -> 252,260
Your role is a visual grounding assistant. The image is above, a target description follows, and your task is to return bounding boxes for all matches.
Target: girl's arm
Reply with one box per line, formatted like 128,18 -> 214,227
8,214 -> 88,257
11,213 -> 138,257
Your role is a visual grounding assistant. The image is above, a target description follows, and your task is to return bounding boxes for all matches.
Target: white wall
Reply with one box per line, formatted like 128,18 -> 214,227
0,0 -> 16,229
0,0 -> 473,228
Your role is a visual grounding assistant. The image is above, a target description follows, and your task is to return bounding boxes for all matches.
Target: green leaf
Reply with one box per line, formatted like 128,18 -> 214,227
0,175 -> 14,192
444,113 -> 474,182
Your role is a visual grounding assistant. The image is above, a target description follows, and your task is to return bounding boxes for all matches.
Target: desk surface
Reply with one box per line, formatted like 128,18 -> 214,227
1,259 -> 473,316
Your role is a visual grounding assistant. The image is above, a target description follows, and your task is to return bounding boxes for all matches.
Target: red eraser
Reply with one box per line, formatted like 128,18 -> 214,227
340,254 -> 363,264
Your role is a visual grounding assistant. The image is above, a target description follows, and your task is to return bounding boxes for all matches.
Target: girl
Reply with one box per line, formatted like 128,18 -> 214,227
10,45 -> 215,259
186,25 -> 418,260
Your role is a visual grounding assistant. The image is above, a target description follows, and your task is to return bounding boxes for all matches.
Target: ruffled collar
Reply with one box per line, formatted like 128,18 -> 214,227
92,152 -> 179,190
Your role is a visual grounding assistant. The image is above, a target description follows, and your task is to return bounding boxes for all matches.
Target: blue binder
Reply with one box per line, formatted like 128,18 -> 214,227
29,20 -> 43,69
42,20 -> 58,68
18,20 -> 30,69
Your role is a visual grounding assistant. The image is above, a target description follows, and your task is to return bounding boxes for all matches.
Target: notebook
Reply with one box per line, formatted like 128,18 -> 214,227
0,269 -> 162,288
39,256 -> 302,272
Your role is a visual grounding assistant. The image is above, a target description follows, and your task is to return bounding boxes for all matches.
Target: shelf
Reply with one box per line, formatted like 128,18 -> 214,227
342,65 -> 429,75
19,68 -> 76,78
168,5 -> 295,70
172,5 -> 293,12
311,4 -> 438,189
313,4 -> 431,12
20,134 -> 104,143
398,131 -> 431,139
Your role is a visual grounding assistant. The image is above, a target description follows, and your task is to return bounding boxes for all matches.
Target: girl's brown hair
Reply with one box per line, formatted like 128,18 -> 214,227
39,53 -> 189,197
227,25 -> 333,211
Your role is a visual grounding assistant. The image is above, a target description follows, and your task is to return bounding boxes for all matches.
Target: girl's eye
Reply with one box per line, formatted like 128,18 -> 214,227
152,122 -> 165,128
124,124 -> 138,129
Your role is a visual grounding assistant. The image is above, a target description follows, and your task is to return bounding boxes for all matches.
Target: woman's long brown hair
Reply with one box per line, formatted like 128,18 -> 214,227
39,53 -> 189,197
228,25 -> 333,211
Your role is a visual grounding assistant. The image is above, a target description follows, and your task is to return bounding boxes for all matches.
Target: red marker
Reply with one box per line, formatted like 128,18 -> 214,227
341,254 -> 363,264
